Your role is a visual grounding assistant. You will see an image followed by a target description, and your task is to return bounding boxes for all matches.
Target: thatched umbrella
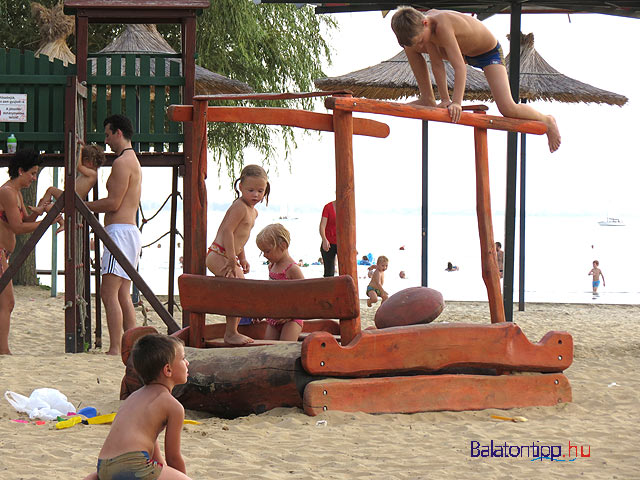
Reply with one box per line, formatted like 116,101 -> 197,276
505,32 -> 627,106
315,50 -> 491,101
32,2 -> 75,66
96,24 -> 252,95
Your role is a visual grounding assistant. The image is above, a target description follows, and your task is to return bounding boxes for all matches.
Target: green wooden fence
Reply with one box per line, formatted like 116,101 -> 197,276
0,48 -> 73,153
1,48 -> 184,153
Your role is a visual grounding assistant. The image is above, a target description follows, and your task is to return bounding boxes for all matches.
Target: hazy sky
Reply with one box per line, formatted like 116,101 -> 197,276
229,10 -> 640,219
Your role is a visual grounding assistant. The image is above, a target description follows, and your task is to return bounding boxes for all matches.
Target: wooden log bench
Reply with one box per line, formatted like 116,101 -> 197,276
177,274 -> 359,347
302,322 -> 573,377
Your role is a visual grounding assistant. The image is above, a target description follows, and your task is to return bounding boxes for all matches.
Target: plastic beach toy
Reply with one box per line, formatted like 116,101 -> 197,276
77,406 -> 97,418
491,415 -> 528,423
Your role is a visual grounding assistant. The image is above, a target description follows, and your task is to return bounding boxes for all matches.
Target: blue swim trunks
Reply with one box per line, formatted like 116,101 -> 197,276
593,280 -> 600,288
465,42 -> 505,69
367,285 -> 382,296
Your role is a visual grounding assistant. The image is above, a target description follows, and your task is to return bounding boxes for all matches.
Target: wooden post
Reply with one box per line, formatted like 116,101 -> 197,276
183,98 -> 208,347
332,100 -> 360,345
64,77 -> 80,352
473,127 -> 505,323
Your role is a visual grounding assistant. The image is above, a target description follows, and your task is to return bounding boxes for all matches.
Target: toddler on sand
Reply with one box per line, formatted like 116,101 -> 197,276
367,256 -> 389,307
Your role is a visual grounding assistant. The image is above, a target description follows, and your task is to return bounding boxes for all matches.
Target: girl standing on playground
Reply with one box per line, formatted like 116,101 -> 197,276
0,150 -> 58,354
206,164 -> 270,345
256,223 -> 304,341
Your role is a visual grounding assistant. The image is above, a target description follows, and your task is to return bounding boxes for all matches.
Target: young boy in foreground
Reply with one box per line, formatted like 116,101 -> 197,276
83,334 -> 191,480
391,7 -> 561,152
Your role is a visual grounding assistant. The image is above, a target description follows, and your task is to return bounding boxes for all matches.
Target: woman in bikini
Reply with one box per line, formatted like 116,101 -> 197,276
0,150 -> 54,354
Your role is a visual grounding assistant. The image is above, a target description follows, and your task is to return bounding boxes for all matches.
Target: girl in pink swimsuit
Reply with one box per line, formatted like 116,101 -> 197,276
256,223 -> 304,341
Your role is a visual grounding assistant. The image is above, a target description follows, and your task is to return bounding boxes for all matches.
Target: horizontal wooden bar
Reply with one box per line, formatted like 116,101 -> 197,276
0,152 -> 185,168
87,76 -> 184,86
0,75 -> 68,85
325,97 -> 547,135
301,323 -> 573,376
89,52 -> 183,58
65,0 -> 209,8
178,274 -> 359,320
193,91 -> 352,102
303,373 -> 572,415
167,105 -> 389,138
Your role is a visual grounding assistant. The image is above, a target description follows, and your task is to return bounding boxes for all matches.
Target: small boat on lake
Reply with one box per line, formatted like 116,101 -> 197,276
598,217 -> 625,227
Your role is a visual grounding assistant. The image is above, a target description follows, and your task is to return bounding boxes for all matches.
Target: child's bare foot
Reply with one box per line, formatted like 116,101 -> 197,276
56,221 -> 65,234
224,332 -> 254,346
545,115 -> 561,152
367,298 -> 373,307
105,349 -> 120,356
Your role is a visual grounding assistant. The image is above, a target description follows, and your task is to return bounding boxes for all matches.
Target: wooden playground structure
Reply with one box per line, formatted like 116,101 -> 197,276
121,91 -> 573,417
1,0 -> 572,416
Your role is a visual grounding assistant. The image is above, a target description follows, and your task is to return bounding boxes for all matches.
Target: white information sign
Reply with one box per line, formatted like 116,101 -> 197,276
0,94 -> 27,122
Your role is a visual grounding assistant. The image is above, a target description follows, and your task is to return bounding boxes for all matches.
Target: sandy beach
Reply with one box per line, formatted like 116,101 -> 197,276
1,285 -> 639,479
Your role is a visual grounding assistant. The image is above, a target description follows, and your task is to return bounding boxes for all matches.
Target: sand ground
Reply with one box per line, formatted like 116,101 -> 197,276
1,286 -> 639,479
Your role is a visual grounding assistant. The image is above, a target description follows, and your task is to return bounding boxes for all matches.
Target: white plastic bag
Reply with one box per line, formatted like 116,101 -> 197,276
4,388 -> 76,420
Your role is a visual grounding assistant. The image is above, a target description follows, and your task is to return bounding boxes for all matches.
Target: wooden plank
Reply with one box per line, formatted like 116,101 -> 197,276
139,55 -> 151,151
182,98 -> 208,345
125,54 -> 137,130
301,323 -> 573,377
205,338 -> 298,348
333,106 -> 360,345
36,54 -> 51,147
51,59 -> 66,152
326,97 -> 548,136
22,51 -> 36,150
168,60 -> 181,152
64,0 -> 209,10
200,318 -> 340,344
110,55 -> 122,115
303,373 -> 572,415
95,57 -> 108,137
153,56 -> 167,151
166,105 -> 389,138
195,91 -> 351,102
474,126 -> 504,323
178,274 -> 359,319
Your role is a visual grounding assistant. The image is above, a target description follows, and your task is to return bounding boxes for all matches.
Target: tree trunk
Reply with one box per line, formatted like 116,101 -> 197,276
11,180 -> 39,286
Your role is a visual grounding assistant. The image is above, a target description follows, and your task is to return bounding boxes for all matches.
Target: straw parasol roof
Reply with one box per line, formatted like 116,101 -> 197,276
314,50 -> 491,101
504,32 -> 627,106
95,24 -> 252,95
31,2 -> 75,66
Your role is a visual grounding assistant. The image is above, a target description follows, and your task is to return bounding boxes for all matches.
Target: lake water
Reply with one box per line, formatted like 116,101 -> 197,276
34,206 -> 640,305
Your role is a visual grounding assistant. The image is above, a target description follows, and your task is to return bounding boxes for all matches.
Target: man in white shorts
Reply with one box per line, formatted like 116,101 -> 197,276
86,114 -> 142,355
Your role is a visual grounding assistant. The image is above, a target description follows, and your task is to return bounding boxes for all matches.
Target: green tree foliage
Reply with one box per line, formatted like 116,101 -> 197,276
1,0 -> 336,176
196,0 -> 335,176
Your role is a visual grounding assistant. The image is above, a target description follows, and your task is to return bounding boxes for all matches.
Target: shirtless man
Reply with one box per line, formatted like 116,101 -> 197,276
86,114 -> 142,355
391,7 -> 561,152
